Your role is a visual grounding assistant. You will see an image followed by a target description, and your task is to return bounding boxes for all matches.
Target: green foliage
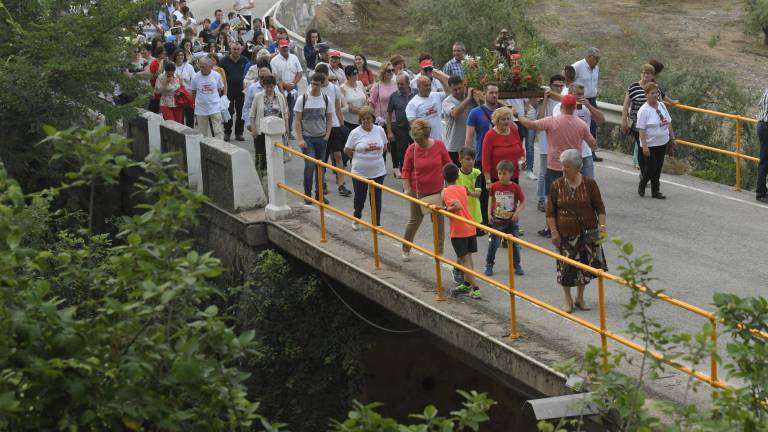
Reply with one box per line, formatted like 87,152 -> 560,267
408,0 -> 549,65
707,33 -> 721,48
392,35 -> 423,52
0,0 -> 153,190
0,126 -> 282,430
542,239 -> 767,432
226,251 -> 377,430
330,390 -> 495,431
744,0 -> 768,44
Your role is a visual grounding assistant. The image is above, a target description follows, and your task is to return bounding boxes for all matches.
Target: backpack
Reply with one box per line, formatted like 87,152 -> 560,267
301,91 -> 329,112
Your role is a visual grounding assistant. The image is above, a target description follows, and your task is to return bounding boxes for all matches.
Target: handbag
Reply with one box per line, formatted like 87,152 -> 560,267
174,85 -> 194,109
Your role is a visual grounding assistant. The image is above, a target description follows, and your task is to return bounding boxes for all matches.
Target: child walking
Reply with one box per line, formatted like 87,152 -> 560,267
442,163 -> 481,299
485,160 -> 525,277
452,147 -> 483,284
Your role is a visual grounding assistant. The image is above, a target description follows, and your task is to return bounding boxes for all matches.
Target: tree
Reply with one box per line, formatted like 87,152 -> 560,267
0,0 -> 153,191
744,0 -> 768,45
0,126 -> 284,431
407,0 -> 549,65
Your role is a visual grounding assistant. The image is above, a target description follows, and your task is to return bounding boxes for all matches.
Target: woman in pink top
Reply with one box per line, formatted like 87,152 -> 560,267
400,119 -> 451,260
481,107 -> 525,183
368,61 -> 397,124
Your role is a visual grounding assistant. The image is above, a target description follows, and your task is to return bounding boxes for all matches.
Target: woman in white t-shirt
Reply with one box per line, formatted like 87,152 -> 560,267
635,82 -> 676,199
344,106 -> 387,230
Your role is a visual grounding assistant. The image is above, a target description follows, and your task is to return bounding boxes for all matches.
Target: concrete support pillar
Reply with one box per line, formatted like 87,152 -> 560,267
261,116 -> 292,220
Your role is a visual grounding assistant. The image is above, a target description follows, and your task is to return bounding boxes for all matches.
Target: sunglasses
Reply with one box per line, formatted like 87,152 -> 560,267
385,68 -> 395,73
655,108 -> 666,122
423,67 -> 433,72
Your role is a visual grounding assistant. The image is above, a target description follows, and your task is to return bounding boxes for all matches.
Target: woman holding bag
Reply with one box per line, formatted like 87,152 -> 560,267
636,82 -> 675,199
249,75 -> 288,172
546,149 -> 607,313
400,119 -> 451,261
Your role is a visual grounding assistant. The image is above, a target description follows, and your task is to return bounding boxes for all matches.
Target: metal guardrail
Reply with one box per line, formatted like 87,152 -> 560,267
274,141 -> 733,391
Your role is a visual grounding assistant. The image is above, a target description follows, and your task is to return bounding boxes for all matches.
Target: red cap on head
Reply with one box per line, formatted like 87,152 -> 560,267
419,59 -> 433,69
561,94 -> 577,107
277,39 -> 290,47
330,50 -> 342,58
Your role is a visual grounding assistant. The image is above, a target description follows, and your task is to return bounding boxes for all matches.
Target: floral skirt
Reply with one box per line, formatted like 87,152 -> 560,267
556,234 -> 608,288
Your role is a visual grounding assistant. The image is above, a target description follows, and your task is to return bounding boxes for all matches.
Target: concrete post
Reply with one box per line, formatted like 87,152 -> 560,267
261,116 -> 292,220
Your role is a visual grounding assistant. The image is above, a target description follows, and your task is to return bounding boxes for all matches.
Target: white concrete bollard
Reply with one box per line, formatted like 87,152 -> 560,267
261,116 -> 292,220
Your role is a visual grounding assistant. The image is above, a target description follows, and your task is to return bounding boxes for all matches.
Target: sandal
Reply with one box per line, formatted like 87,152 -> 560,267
563,303 -> 574,314
575,301 -> 592,311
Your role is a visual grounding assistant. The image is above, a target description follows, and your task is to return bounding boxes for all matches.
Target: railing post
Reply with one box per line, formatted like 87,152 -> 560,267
431,209 -> 445,301
507,235 -> 519,339
735,119 -> 742,192
316,164 -> 327,243
598,273 -> 609,371
369,182 -> 380,271
710,316 -> 718,394
261,116 -> 291,220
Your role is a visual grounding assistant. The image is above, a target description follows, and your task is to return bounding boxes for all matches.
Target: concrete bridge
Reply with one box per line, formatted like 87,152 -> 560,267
163,0 -> 768,420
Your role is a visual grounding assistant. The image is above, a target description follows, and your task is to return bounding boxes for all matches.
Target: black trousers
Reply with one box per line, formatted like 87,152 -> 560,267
255,133 -> 266,172
224,91 -> 245,137
183,106 -> 195,128
391,126 -> 411,169
639,144 -> 667,193
353,175 -> 384,224
756,121 -> 768,196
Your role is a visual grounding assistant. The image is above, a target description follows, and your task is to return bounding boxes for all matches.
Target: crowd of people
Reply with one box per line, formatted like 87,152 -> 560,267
129,2 -> 724,313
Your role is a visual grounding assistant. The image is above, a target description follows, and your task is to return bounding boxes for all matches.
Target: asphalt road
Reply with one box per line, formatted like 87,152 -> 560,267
189,0 -> 767,381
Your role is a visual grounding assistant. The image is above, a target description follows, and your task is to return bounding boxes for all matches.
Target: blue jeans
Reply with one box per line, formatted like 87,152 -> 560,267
581,155 -> 594,178
486,221 -> 521,268
302,135 -> 327,196
525,126 -> 536,172
537,153 -> 547,202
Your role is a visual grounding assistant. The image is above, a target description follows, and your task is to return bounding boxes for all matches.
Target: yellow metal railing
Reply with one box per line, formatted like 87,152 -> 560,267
274,142 -> 743,391
667,103 -> 758,192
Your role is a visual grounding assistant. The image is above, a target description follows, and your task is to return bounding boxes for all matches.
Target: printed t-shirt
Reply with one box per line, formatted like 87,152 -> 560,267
481,127 -> 524,180
531,115 -> 592,171
553,103 -> 593,158
344,125 -> 387,178
442,185 -> 476,238
489,181 -> 524,221
294,93 -> 333,138
466,105 -> 495,161
400,140 -> 451,195
635,102 -> 671,147
457,167 -> 482,223
190,71 -> 224,116
405,92 -> 447,139
443,94 -> 473,152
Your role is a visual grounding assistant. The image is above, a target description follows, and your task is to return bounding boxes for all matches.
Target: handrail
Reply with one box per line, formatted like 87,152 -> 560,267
273,141 -> 737,390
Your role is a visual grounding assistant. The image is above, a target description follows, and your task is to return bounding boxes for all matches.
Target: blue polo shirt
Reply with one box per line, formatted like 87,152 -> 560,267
466,105 -> 495,161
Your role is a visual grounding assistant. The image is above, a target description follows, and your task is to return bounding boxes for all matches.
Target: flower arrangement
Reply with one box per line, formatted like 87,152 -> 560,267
464,48 -> 545,98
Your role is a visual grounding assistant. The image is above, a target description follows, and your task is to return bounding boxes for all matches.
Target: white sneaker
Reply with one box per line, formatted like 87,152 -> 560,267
352,221 -> 360,231
526,171 -> 537,180
401,250 -> 411,262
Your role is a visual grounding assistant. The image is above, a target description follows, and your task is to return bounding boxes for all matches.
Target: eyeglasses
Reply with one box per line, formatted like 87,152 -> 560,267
385,68 -> 395,73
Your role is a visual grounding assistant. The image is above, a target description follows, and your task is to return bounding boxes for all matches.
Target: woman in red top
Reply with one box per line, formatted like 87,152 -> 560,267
400,119 -> 451,261
481,107 -> 525,184
354,54 -> 375,91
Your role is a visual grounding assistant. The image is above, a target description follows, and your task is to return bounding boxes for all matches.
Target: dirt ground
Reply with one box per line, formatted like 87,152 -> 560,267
316,0 -> 767,100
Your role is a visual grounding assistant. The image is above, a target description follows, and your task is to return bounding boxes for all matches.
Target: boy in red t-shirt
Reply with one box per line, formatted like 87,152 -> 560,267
441,163 -> 481,299
485,160 -> 525,277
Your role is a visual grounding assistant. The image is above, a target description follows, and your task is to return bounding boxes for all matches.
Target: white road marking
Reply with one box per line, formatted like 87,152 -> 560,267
600,165 -> 768,209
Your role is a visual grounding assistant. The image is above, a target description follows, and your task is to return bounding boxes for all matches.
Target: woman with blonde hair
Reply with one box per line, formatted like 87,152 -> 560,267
481,107 -> 525,185
399,118 -> 451,261
368,61 -> 397,124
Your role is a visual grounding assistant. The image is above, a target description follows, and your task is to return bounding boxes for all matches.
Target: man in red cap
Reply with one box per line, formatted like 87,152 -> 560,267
515,94 -> 596,237
270,37 -> 303,138
329,50 -> 346,85
410,55 -> 444,93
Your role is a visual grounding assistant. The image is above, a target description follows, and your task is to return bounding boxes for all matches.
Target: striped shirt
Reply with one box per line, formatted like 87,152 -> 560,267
627,81 -> 666,125
758,89 -> 768,122
442,57 -> 464,79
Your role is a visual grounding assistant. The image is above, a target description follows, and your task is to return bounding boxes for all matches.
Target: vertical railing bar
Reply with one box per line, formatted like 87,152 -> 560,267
432,209 -> 445,301
507,235 -> 518,339
316,164 -> 327,243
369,182 -> 380,271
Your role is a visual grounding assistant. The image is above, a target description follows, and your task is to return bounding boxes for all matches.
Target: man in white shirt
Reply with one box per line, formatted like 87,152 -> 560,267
406,75 -> 449,140
572,47 -> 603,162
190,57 -> 225,138
270,39 -> 303,136
410,58 -> 444,93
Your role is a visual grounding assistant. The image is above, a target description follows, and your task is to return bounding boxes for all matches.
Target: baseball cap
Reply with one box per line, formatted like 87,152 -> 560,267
419,59 -> 433,69
277,39 -> 289,47
330,50 -> 342,58
561,94 -> 577,107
